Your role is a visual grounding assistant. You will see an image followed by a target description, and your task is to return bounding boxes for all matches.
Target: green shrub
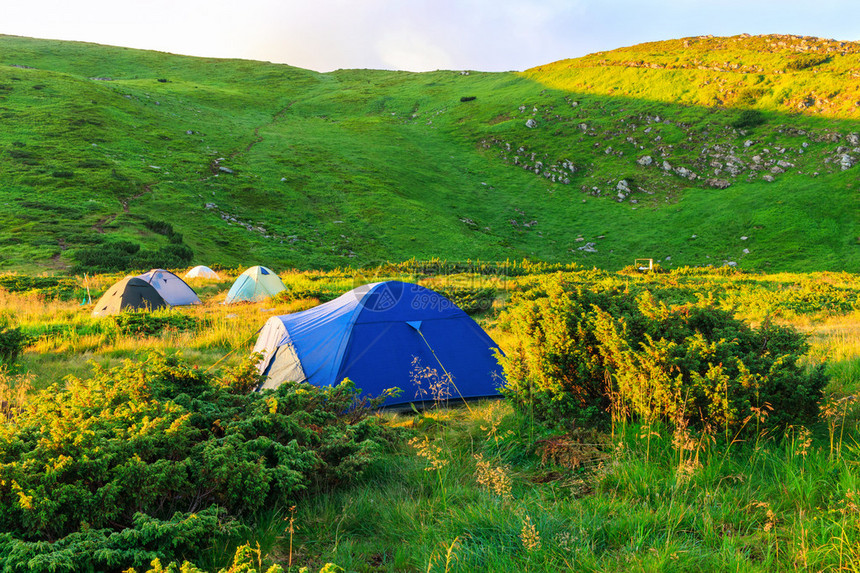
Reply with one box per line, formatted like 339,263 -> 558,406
128,543 -> 343,573
0,353 -> 398,570
433,286 -> 497,315
735,87 -> 768,107
72,240 -> 141,273
0,507 -> 240,573
72,241 -> 194,274
786,54 -> 829,71
730,109 -> 766,129
0,322 -> 28,365
275,286 -> 345,304
497,278 -> 633,427
111,311 -> 203,336
499,276 -> 827,435
0,275 -> 79,299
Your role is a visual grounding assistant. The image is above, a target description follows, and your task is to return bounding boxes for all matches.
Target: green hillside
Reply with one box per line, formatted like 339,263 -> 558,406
1,33 -> 858,273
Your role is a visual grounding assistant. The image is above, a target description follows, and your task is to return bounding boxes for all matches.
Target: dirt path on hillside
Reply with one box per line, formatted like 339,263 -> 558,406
119,184 -> 152,213
228,102 -> 295,162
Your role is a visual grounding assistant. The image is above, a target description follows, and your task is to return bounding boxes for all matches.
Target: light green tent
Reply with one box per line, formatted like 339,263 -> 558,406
224,266 -> 286,303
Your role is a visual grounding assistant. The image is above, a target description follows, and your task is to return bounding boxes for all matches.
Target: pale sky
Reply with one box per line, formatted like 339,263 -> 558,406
3,0 -> 859,72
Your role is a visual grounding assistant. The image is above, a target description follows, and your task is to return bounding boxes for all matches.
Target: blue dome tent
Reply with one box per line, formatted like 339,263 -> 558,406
251,281 -> 504,407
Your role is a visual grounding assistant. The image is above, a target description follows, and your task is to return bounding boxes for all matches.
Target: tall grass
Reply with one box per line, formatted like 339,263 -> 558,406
1,266 -> 859,570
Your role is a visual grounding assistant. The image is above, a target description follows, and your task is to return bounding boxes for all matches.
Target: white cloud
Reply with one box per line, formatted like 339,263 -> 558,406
375,29 -> 453,71
1,0 -> 858,72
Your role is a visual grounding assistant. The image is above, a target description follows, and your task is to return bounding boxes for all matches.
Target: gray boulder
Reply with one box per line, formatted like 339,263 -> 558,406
706,178 -> 731,189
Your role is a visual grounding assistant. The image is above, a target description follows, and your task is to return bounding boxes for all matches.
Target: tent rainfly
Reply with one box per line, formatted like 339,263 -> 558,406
185,265 -> 220,279
225,266 -> 286,303
251,281 -> 504,408
136,269 -> 201,306
92,277 -> 168,317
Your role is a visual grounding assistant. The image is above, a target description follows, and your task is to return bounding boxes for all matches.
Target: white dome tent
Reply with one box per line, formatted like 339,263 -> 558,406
185,265 -> 220,279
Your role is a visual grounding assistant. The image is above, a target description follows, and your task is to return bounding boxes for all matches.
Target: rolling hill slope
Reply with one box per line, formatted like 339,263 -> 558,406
1,33 -> 857,273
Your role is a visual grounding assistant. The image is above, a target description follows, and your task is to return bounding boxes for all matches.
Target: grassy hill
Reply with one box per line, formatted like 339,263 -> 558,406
1,33 -> 858,273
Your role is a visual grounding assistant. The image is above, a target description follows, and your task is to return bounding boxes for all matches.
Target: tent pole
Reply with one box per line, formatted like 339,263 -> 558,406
415,329 -> 474,415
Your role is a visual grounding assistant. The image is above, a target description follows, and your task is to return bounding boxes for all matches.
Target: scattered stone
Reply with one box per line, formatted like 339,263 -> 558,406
578,242 -> 598,253
744,140 -> 754,147
743,248 -> 750,254
675,166 -> 697,180
219,166 -> 234,174
763,175 -> 775,182
706,178 -> 731,189
725,163 -> 741,176
525,119 -> 537,128
848,133 -> 860,145
725,261 -> 738,267
637,155 -> 653,166
740,236 -> 748,241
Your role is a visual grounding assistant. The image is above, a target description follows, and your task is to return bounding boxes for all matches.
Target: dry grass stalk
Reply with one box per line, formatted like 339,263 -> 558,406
520,514 -> 541,552
473,453 -> 512,499
409,436 -> 448,471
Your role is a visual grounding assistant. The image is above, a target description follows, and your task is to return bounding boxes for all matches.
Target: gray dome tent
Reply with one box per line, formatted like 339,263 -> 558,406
92,277 -> 168,317
136,269 -> 201,306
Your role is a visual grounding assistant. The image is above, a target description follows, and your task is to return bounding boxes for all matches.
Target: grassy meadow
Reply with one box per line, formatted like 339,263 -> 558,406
1,34 -> 859,274
2,29 -> 859,572
1,264 -> 859,571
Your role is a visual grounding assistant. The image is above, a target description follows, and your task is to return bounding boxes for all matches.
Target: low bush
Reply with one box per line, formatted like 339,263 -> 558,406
0,353 -> 398,570
0,324 -> 28,365
275,286 -> 345,304
735,87 -> 768,107
499,275 -> 827,435
730,109 -> 766,129
128,543 -> 344,573
433,286 -> 497,315
72,240 -> 195,274
786,54 -> 829,71
111,311 -> 203,336
0,274 -> 79,299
